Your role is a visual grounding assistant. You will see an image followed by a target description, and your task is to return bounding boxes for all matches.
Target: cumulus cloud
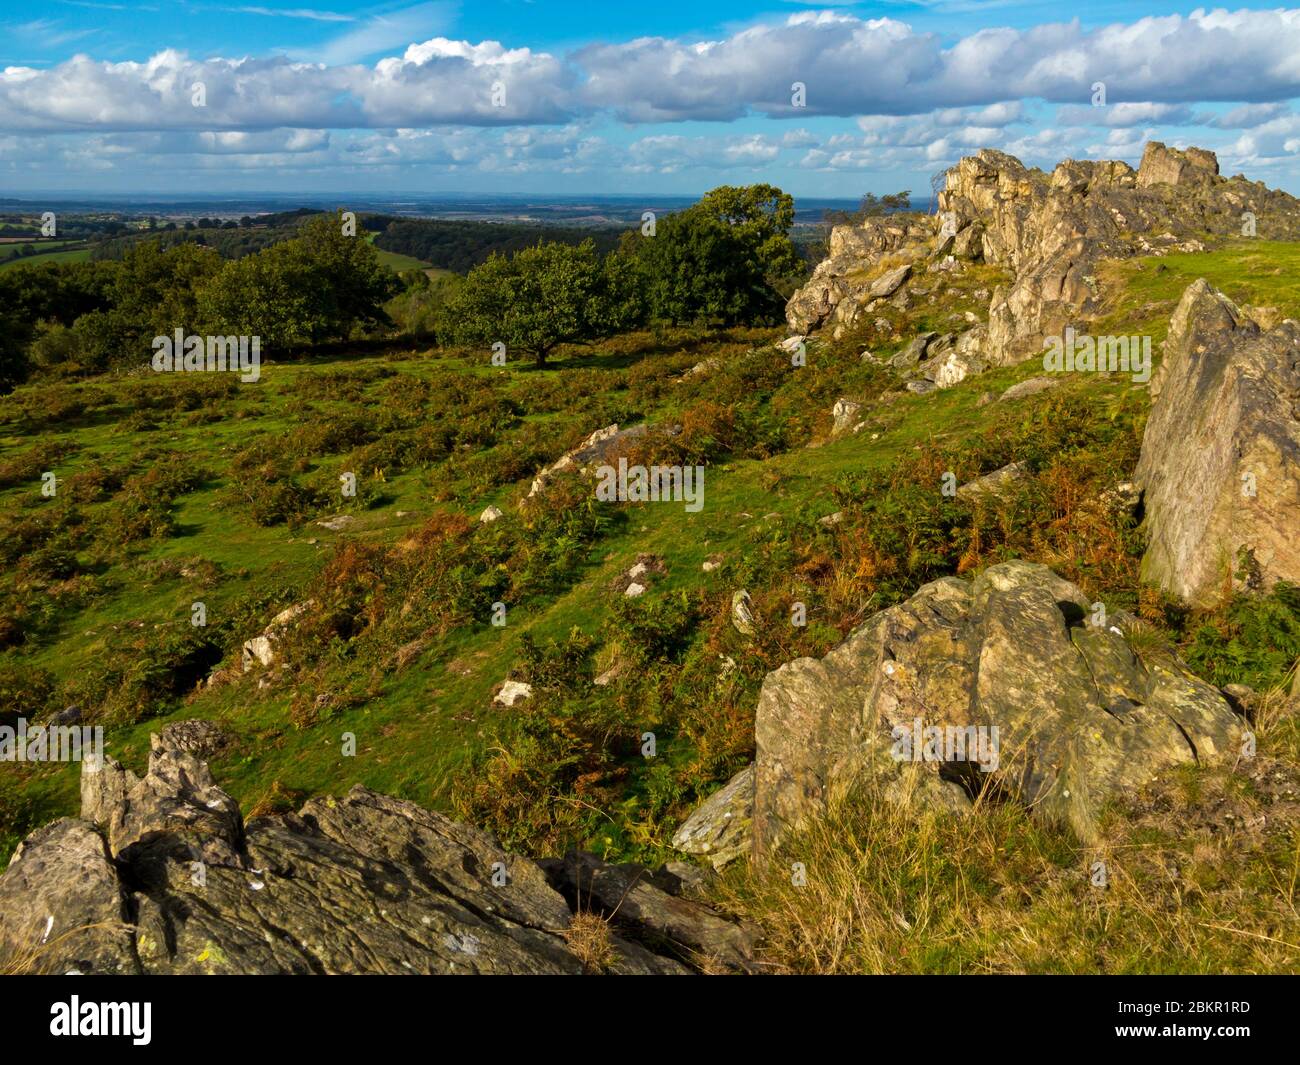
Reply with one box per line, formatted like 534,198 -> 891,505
0,39 -> 574,133
6,9 -> 1300,133
580,9 -> 1300,122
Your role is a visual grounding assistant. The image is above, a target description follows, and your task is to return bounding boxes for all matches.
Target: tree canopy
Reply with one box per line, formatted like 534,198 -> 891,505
444,239 -> 640,365
630,183 -> 803,326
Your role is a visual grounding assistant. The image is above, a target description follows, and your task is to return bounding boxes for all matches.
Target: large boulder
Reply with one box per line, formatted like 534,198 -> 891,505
1135,280 -> 1300,604
105,726 -> 245,873
786,276 -> 847,334
752,561 -> 1245,855
868,263 -> 911,299
0,725 -> 751,975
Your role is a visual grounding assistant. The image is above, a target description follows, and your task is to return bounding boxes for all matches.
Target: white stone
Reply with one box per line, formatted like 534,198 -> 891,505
494,680 -> 534,707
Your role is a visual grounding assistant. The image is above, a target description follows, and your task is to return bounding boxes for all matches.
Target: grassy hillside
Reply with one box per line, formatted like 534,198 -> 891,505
2,238 -> 1299,970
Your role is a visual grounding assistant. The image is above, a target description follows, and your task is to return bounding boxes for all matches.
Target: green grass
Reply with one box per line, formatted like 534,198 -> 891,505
363,231 -> 439,274
1093,239 -> 1300,342
0,242 -> 91,270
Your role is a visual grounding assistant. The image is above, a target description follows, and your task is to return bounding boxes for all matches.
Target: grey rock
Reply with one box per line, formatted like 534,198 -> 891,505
999,375 -> 1061,402
0,819 -> 135,975
49,705 -> 81,726
931,326 -> 988,388
1136,280 -> 1300,603
155,719 -> 231,758
831,397 -> 863,436
79,754 -> 138,828
752,561 -> 1246,854
0,731 -> 729,975
241,600 -> 314,673
873,263 -> 915,297
528,423 -> 664,499
1137,142 -> 1219,188
731,590 -> 757,637
494,680 -> 534,707
891,332 -> 936,369
106,730 -> 245,872
671,765 -> 754,870
956,461 -> 1030,501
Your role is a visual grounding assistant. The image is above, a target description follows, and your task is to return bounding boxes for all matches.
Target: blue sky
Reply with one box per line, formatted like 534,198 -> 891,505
3,1 -> 1300,196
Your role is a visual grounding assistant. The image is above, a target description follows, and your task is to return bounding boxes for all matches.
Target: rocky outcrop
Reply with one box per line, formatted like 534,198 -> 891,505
749,561 -> 1245,855
785,216 -> 933,333
787,142 -> 1300,375
1135,280 -> 1300,604
0,724 -> 753,975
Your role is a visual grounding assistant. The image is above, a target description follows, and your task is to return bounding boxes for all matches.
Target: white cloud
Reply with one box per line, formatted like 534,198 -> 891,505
7,9 -> 1300,133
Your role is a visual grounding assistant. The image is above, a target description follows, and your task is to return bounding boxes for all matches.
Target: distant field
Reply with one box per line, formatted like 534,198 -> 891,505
373,246 -> 431,272
363,232 -> 435,273
0,241 -> 91,270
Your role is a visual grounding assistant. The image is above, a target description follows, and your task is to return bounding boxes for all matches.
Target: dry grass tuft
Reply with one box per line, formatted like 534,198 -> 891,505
561,910 -> 617,974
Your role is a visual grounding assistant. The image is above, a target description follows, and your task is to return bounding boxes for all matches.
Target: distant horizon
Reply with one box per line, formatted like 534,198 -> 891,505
0,191 -> 866,203
0,190 -> 897,228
